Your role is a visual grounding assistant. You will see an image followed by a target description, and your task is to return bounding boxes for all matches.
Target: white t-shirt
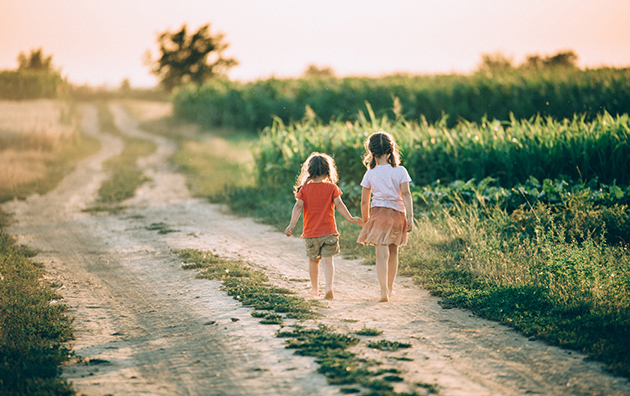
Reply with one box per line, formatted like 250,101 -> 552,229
360,164 -> 412,213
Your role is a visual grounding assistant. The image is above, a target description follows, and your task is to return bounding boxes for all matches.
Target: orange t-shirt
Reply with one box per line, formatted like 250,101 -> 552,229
295,182 -> 342,238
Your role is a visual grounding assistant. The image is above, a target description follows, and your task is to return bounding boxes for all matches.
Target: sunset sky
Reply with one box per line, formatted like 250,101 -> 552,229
1,0 -> 629,87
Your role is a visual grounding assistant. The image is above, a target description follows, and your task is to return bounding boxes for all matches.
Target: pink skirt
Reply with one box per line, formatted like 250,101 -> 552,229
357,206 -> 408,246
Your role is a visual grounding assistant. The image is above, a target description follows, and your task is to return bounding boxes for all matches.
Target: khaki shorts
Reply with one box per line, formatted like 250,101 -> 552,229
305,234 -> 340,260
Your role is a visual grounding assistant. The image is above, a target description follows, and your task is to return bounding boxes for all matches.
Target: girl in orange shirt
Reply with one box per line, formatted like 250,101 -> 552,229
285,152 -> 362,299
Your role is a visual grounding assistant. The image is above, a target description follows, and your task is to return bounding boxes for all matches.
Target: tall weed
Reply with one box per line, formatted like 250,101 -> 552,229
399,198 -> 630,376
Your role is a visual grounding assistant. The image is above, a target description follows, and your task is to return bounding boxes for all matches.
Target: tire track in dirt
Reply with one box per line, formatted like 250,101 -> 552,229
3,102 -> 630,395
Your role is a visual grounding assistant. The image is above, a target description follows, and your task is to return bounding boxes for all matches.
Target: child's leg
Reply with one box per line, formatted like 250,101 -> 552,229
308,258 -> 320,297
375,245 -> 390,302
321,256 -> 335,299
387,244 -> 399,297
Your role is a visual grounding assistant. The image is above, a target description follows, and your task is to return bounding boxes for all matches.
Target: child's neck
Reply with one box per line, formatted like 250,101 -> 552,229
375,154 -> 390,166
312,175 -> 328,183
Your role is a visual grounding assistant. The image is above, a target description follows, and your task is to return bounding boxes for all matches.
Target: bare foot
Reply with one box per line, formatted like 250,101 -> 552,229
377,293 -> 389,302
310,288 -> 318,298
324,290 -> 334,300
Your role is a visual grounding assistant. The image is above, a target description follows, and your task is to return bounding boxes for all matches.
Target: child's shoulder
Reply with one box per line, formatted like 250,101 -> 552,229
303,181 -> 339,190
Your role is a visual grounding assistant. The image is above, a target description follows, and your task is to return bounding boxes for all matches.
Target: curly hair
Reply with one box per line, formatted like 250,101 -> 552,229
362,130 -> 400,170
293,152 -> 338,195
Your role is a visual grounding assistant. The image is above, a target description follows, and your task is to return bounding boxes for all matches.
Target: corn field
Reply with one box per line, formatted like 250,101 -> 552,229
173,67 -> 630,132
254,109 -> 630,197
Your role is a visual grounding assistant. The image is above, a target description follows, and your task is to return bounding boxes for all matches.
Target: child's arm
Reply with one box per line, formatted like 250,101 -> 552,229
360,187 -> 371,225
400,182 -> 414,232
333,196 -> 362,225
285,199 -> 304,236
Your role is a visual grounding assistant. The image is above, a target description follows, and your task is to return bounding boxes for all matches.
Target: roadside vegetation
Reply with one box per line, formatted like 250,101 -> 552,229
0,97 -> 158,394
133,103 -> 255,199
0,99 -> 100,202
0,219 -> 75,395
0,97 -> 88,394
170,130 -> 254,200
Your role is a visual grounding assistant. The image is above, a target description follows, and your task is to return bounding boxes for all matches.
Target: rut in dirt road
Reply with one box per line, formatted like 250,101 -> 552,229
3,102 -> 630,396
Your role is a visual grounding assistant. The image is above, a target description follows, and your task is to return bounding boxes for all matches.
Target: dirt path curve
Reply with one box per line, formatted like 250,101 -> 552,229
3,103 -> 630,396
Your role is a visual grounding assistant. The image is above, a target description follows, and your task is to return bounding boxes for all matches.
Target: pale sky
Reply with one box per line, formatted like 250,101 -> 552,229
1,0 -> 629,87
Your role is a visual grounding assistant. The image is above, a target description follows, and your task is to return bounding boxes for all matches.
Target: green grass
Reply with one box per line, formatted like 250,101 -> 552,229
93,103 -> 156,205
415,382 -> 439,394
136,114 -> 256,201
398,194 -> 630,377
367,340 -> 412,352
354,326 -> 383,336
177,248 -> 319,321
171,136 -> 254,200
0,213 -> 75,395
145,222 -> 180,234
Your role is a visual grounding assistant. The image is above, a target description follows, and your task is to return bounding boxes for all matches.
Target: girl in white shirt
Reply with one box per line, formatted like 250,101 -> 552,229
357,131 -> 414,302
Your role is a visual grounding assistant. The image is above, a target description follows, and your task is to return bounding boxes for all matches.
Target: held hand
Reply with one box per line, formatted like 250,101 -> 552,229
406,217 -> 414,232
351,216 -> 363,226
285,225 -> 294,237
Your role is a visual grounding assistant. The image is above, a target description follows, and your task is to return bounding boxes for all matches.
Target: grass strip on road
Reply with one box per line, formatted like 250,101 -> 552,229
93,103 -> 156,205
177,248 -> 432,395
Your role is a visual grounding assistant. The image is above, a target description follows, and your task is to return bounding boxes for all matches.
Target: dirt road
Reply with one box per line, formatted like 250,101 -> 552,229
3,103 -> 630,396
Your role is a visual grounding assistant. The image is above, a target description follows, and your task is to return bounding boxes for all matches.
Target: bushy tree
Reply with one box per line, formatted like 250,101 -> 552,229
302,64 -> 335,78
524,50 -> 578,69
478,50 -> 579,74
146,24 -> 238,91
17,48 -> 54,71
541,50 -> 578,68
477,52 -> 514,73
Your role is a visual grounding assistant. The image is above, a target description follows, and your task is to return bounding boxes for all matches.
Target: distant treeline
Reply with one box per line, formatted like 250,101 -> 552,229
0,70 -> 65,100
173,67 -> 630,131
0,70 -> 169,102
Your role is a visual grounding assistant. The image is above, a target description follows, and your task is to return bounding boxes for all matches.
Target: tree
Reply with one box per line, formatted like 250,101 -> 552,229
542,50 -> 578,68
522,50 -> 579,69
476,52 -> 514,74
147,24 -> 238,91
17,48 -> 54,71
302,64 -> 335,78
523,54 -> 545,70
